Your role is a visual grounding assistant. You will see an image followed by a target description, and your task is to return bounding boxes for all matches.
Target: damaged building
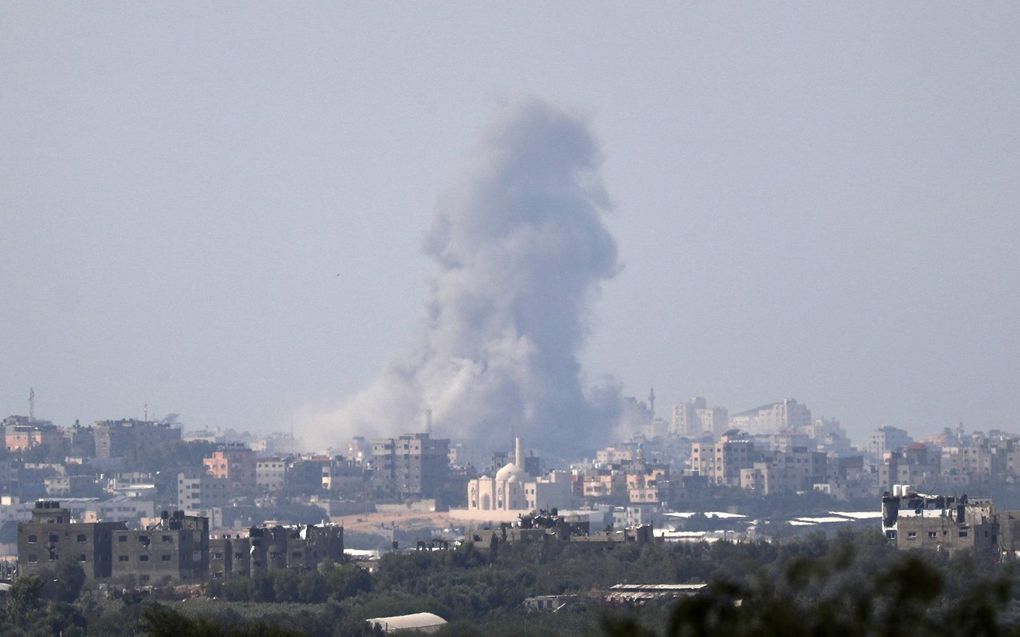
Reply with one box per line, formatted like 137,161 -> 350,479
209,523 -> 344,579
18,501 -> 343,584
881,487 -> 1001,556
469,509 -> 654,547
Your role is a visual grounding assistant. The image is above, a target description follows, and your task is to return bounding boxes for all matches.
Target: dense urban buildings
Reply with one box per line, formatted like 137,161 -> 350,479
371,433 -> 450,499
3,393 -> 1020,589
466,437 -> 572,513
94,419 -> 181,461
670,397 -> 728,438
17,500 -> 342,584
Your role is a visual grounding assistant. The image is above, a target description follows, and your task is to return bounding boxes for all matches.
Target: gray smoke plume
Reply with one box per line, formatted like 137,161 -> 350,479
321,99 -> 620,453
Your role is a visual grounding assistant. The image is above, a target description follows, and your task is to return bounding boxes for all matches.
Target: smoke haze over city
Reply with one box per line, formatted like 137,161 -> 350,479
2,5 -> 1019,441
314,100 -> 621,452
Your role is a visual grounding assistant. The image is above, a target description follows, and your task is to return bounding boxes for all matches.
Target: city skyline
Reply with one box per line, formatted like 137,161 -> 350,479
3,4 -> 1019,445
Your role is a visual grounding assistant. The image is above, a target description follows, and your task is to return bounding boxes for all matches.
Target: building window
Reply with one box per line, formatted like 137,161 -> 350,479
118,535 -> 127,542
27,555 -> 37,563
79,554 -> 87,562
139,555 -> 149,562
77,534 -> 87,543
959,531 -> 968,538
162,535 -> 173,543
27,534 -> 37,543
49,534 -> 59,543
928,531 -> 938,538
162,555 -> 172,561
118,556 -> 129,562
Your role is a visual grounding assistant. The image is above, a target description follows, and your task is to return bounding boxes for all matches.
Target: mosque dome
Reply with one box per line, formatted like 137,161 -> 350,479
495,462 -> 527,483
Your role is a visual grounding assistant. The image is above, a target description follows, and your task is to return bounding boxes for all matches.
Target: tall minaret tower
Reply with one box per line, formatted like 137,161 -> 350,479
648,387 -> 656,422
514,436 -> 523,468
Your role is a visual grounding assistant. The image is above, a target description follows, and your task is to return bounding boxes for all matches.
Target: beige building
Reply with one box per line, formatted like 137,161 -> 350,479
729,399 -> 811,434
596,446 -> 636,465
671,398 -> 728,438
691,433 -> 756,486
467,438 -> 571,513
739,448 -> 827,495
866,426 -> 913,460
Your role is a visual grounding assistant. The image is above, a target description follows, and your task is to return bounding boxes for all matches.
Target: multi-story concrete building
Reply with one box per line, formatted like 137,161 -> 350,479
881,490 -> 999,556
255,457 -> 287,493
580,471 -> 627,499
43,475 -> 97,497
3,416 -> 63,452
203,444 -> 257,494
739,447 -> 827,495
322,456 -> 372,493
177,472 -> 229,513
523,471 -> 573,512
879,444 -> 940,492
110,511 -> 209,584
372,433 -> 450,499
19,502 -> 343,584
803,418 -> 854,456
866,426 -> 913,461
671,398 -> 729,438
728,399 -> 811,434
210,523 -> 344,579
691,432 -> 756,486
625,466 -> 669,504
344,436 -> 372,466
94,419 -> 181,461
67,422 -> 96,458
596,446 -> 637,466
17,501 -> 124,579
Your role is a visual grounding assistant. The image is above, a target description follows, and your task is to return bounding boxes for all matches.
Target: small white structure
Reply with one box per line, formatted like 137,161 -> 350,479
365,612 -> 447,634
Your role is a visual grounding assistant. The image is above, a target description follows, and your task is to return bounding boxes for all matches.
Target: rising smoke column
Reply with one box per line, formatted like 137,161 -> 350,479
329,100 -> 620,453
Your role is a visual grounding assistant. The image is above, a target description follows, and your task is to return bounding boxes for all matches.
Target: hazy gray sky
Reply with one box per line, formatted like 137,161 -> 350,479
2,3 -> 1018,442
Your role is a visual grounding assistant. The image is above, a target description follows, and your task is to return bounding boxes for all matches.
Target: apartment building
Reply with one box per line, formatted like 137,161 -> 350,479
671,398 -> 728,438
371,433 -> 450,499
691,433 -> 756,486
728,399 -> 811,434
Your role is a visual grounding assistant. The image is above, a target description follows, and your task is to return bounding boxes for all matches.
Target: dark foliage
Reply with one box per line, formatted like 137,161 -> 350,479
3,529 -> 1020,636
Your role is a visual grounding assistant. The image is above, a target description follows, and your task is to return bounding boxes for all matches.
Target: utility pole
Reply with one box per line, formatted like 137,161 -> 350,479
28,387 -> 35,420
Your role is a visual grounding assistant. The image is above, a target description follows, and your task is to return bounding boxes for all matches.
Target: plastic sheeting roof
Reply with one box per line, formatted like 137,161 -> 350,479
366,612 -> 447,631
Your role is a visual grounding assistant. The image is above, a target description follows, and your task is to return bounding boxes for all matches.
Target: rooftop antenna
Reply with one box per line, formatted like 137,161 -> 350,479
29,387 -> 35,420
144,402 -> 148,421
425,408 -> 432,435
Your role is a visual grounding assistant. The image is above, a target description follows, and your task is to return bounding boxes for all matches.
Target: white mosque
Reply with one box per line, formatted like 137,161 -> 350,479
467,436 -> 572,512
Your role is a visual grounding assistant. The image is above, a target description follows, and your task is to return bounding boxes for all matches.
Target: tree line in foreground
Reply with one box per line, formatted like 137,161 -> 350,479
3,529 -> 1020,636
